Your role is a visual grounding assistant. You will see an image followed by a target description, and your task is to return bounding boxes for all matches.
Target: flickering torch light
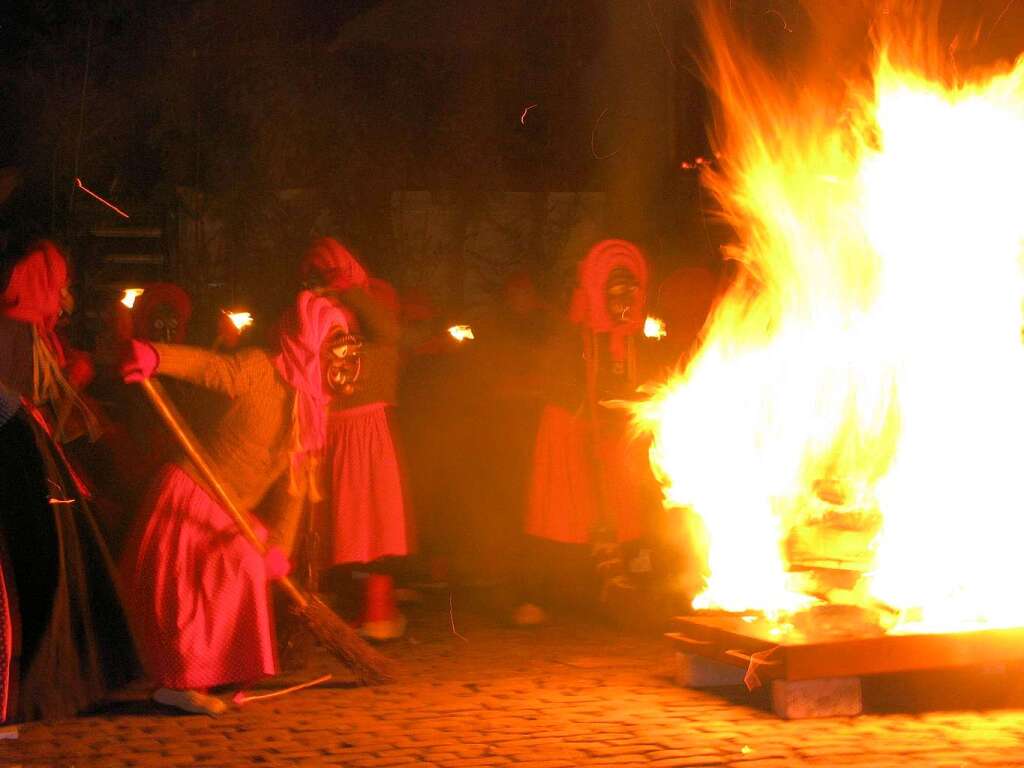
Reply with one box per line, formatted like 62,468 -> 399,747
121,288 -> 145,309
225,310 -> 254,332
644,315 -> 667,339
448,324 -> 475,342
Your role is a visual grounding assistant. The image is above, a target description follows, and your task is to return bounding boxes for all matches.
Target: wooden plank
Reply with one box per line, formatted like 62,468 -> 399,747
784,627 -> 1024,680
669,614 -> 1024,682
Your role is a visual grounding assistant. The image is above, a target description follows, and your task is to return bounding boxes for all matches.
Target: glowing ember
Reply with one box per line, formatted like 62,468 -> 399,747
644,316 -> 667,339
448,324 -> 475,342
121,288 -> 145,309
225,311 -> 254,332
633,6 -> 1024,634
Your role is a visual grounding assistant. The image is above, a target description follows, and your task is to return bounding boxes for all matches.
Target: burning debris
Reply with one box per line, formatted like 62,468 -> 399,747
634,2 -> 1024,637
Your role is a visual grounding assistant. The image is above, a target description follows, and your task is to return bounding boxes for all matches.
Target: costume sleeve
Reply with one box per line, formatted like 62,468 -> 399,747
260,476 -> 306,557
0,318 -> 36,398
539,325 -> 586,412
152,344 -> 268,398
338,286 -> 401,344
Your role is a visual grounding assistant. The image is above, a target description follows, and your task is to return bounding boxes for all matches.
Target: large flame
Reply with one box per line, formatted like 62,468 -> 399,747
635,4 -> 1024,633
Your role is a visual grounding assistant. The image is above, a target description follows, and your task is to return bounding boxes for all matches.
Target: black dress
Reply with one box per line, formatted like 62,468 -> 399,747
0,319 -> 138,721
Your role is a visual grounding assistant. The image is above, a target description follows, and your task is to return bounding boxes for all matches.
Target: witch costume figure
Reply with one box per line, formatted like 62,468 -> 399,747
119,290 -> 350,715
299,238 -> 410,641
132,282 -> 192,344
516,239 -> 661,623
0,239 -> 138,722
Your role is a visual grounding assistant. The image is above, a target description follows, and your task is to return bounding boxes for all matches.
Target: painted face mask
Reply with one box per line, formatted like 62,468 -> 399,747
321,325 -> 363,396
605,267 -> 641,325
149,304 -> 181,343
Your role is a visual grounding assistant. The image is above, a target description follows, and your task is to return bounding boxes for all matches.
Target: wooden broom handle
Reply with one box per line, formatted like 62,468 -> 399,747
140,377 -> 308,608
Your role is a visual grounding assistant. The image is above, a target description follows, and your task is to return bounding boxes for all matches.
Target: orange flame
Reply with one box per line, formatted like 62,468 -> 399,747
644,316 -> 667,339
633,4 -> 1024,633
448,324 -> 475,342
121,288 -> 145,309
225,311 -> 254,332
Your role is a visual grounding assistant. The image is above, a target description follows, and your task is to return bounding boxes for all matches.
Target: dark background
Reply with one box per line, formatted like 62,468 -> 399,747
2,0 -> 1022,325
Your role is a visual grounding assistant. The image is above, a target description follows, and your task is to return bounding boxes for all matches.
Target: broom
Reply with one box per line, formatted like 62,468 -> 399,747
138,378 -> 393,684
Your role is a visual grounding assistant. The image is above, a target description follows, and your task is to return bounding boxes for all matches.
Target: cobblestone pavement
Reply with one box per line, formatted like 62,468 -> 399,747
4,590 -> 1024,767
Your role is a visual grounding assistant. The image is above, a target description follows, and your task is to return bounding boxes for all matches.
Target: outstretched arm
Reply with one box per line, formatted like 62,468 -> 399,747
151,344 -> 268,397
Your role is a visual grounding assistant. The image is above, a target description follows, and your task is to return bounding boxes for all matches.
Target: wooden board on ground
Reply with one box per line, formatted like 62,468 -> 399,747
669,613 -> 1024,682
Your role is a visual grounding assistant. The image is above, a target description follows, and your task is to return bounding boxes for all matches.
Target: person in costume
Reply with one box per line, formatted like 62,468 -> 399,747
132,282 -> 192,344
394,288 -> 475,588
0,239 -> 97,440
0,240 -> 138,721
299,237 -> 410,641
459,272 -> 553,589
119,290 -> 348,715
516,239 -> 661,624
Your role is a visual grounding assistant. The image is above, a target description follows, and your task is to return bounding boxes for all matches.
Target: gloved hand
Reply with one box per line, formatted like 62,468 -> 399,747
64,349 -> 96,390
302,237 -> 368,292
119,339 -> 159,383
263,546 -> 291,581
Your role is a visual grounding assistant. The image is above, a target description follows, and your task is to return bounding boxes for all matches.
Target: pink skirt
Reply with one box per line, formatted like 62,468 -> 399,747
327,403 -> 409,565
123,465 -> 277,689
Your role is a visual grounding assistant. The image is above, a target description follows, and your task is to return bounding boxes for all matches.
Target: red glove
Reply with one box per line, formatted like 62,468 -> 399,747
64,349 -> 95,390
119,339 -> 159,383
263,546 -> 291,581
302,237 -> 368,292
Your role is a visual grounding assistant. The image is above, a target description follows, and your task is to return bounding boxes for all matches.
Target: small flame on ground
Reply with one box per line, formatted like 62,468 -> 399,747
224,311 -> 254,331
448,324 -> 475,342
121,288 -> 144,309
644,316 -> 667,339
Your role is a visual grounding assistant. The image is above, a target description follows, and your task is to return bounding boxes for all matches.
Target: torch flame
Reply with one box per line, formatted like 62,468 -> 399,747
634,5 -> 1024,633
225,311 -> 254,332
448,324 -> 475,342
121,288 -> 145,309
644,316 -> 667,339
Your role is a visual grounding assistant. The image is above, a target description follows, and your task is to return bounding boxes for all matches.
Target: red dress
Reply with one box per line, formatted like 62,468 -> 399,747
129,465 -> 276,689
327,404 -> 409,564
121,346 -> 294,690
320,286 -> 410,566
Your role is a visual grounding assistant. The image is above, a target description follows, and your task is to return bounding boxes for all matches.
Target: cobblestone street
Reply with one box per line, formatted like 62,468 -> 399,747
5,590 -> 1024,767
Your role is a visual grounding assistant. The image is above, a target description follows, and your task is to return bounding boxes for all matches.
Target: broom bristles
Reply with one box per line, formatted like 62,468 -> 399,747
293,597 -> 395,685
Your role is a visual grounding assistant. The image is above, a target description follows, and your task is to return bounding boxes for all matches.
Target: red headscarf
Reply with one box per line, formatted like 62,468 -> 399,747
273,290 -> 353,496
301,237 -> 369,292
569,239 -> 648,360
1,240 -> 69,364
133,282 -> 192,342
